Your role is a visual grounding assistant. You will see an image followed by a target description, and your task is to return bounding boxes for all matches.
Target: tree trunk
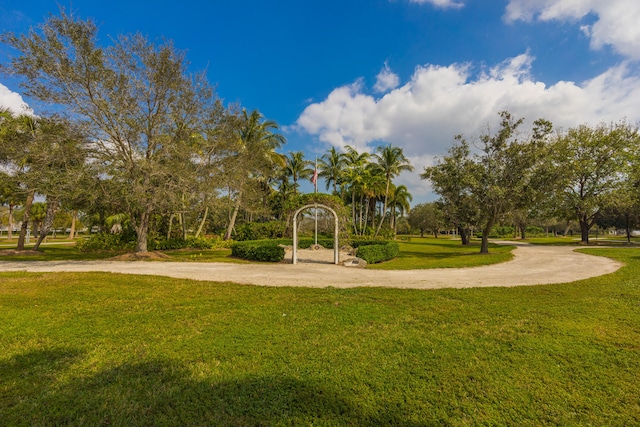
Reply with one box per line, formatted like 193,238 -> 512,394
374,179 -> 390,238
224,192 -> 242,240
458,226 -> 469,245
195,206 -> 208,238
351,191 -> 357,234
7,204 -> 14,240
167,213 -> 175,239
626,213 -> 631,243
180,212 -> 187,240
17,190 -> 35,250
579,215 -> 590,244
69,210 -> 78,239
134,210 -> 151,252
33,199 -> 59,251
520,226 -> 526,240
363,198 -> 370,236
480,218 -> 495,254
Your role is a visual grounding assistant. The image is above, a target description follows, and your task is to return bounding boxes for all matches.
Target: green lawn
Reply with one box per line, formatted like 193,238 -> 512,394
368,237 -> 514,269
1,248 -> 639,425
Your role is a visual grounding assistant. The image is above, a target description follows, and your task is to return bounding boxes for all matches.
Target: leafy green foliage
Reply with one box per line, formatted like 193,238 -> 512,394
355,241 -> 399,264
234,221 -> 286,241
151,236 -> 233,251
76,233 -> 136,252
231,241 -> 285,262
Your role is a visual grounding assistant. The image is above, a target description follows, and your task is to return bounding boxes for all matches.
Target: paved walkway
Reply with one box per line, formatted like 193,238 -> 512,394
0,242 -> 623,289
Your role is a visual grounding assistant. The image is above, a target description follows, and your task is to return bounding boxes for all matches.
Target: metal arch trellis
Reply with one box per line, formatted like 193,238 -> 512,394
292,203 -> 339,265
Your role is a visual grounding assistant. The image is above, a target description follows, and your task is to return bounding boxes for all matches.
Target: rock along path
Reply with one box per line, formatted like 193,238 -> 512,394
0,241 -> 624,289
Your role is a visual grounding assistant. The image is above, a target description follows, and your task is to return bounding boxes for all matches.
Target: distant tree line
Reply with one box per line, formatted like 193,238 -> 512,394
420,111 -> 640,252
2,11 -> 639,254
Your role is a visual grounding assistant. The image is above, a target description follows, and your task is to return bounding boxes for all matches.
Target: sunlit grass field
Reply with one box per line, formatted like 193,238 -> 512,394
1,246 -> 639,425
367,237 -> 514,270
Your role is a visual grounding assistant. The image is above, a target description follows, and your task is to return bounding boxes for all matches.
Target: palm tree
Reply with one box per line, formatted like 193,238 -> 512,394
360,165 -> 386,235
342,145 -> 371,232
372,144 -> 414,237
224,109 -> 286,240
388,184 -> 413,236
318,147 -> 345,195
284,151 -> 314,196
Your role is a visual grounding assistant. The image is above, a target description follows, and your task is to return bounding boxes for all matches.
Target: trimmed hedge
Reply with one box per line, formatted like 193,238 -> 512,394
356,241 -> 399,264
350,239 -> 388,248
231,241 -> 285,262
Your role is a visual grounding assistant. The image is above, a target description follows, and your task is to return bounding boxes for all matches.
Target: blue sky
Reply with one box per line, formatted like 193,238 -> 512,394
2,0 -> 640,203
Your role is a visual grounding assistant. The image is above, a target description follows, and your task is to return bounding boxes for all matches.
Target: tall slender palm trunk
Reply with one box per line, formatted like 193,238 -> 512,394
17,190 -> 35,250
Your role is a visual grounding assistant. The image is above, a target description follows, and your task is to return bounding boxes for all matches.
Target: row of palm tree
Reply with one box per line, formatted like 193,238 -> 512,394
275,144 -> 414,237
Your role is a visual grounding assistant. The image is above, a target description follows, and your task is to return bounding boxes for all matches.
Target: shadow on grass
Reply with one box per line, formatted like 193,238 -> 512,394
1,352 -> 424,426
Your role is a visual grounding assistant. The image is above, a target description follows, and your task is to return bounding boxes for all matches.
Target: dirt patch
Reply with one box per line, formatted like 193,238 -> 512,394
0,250 -> 41,256
108,251 -> 171,261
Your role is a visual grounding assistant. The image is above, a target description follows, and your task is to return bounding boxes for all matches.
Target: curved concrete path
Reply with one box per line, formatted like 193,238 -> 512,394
0,242 -> 623,289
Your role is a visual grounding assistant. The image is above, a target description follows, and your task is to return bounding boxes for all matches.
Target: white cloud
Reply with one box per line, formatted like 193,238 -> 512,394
0,83 -> 32,115
505,0 -> 640,60
296,52 -> 640,178
409,0 -> 464,9
374,63 -> 400,93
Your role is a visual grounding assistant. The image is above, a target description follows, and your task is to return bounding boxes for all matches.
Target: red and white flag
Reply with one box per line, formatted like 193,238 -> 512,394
312,167 -> 318,191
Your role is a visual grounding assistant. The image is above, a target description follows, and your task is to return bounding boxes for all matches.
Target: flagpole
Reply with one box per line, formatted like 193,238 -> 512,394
314,156 -> 318,246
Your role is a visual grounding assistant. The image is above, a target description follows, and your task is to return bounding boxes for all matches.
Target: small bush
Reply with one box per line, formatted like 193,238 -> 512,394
356,241 -> 400,264
231,241 -> 285,262
77,233 -> 136,252
151,238 -> 189,250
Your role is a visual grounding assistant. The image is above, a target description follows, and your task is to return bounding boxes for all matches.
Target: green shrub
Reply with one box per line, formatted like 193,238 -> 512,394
231,241 -> 285,262
151,236 -> 234,251
77,233 -> 136,252
356,241 -> 400,264
351,239 -> 387,248
235,221 -> 287,241
151,238 -> 189,250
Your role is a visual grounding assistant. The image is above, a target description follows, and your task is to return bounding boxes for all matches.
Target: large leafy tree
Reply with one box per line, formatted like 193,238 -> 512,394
421,139 -> 477,245
408,202 -> 445,238
3,11 -> 215,252
0,112 -> 89,250
549,122 -> 639,243
425,112 -> 550,253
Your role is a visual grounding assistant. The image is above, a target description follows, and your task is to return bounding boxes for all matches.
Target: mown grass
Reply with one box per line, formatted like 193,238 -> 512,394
367,237 -> 514,269
1,248 -> 639,425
